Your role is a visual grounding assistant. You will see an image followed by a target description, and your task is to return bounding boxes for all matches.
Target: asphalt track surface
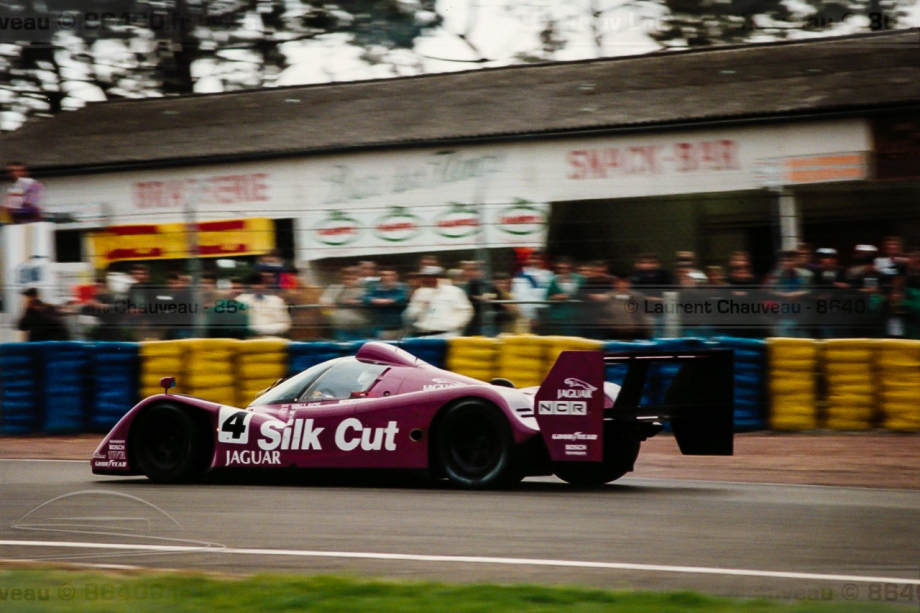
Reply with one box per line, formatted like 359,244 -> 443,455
1,460 -> 919,604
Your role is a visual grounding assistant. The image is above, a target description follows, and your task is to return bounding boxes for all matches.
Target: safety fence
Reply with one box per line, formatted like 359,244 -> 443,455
0,336 -> 918,435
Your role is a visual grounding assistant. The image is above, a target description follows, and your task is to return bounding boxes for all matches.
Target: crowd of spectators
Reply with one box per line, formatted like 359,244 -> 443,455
16,238 -> 920,342
622,238 -> 920,339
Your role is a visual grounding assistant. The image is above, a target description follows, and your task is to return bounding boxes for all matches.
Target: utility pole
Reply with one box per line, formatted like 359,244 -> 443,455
185,178 -> 205,337
773,186 -> 801,251
472,168 -> 495,336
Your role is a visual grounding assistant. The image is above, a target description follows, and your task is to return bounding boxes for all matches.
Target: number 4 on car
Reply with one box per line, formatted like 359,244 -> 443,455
92,342 -> 734,489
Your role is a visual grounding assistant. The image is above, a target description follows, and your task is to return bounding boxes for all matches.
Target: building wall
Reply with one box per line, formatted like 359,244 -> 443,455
39,118 -> 872,264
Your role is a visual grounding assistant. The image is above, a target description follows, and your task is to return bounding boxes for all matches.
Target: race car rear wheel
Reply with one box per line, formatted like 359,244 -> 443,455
435,401 -> 521,489
553,436 -> 640,487
133,404 -> 210,483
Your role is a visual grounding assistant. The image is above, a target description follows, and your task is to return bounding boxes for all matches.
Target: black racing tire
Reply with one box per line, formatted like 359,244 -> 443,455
132,404 -> 210,484
435,401 -> 522,489
553,437 -> 640,487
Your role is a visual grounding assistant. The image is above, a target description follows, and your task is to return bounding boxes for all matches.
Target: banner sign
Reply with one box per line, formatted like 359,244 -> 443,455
753,152 -> 869,187
301,200 -> 548,260
90,217 -> 275,265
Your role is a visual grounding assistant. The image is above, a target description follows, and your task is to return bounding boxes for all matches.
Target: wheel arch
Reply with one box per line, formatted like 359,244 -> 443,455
427,395 -> 506,476
127,400 -> 217,474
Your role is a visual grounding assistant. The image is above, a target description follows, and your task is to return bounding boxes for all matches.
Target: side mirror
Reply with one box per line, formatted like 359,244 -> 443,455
160,377 -> 176,394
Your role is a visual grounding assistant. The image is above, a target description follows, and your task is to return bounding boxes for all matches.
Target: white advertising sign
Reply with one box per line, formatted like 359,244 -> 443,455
300,200 -> 548,260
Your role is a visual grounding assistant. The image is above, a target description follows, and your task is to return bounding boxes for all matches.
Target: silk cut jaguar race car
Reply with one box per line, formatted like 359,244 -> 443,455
92,342 -> 734,488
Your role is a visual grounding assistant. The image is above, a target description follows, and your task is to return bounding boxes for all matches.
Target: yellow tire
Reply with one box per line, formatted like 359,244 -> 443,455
768,377 -> 816,395
239,362 -> 287,380
449,337 -> 500,350
186,360 -> 234,376
770,414 -> 817,431
238,339 -> 288,355
142,357 -> 183,374
139,340 -> 184,357
184,373 -> 235,389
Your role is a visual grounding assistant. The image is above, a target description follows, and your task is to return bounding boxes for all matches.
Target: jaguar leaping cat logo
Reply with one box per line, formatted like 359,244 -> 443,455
558,378 -> 597,399
564,378 -> 597,391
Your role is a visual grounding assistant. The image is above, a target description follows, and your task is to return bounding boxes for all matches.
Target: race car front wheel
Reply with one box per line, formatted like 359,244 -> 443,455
133,404 -> 210,483
435,401 -> 521,489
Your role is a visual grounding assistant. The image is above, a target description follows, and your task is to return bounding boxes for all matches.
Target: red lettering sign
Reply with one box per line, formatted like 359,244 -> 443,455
568,139 -> 740,179
318,227 -> 357,236
377,222 -> 418,232
134,174 -> 271,209
438,218 -> 479,228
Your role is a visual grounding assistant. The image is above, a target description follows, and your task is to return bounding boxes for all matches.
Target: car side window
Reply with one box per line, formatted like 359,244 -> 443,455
300,360 -> 387,401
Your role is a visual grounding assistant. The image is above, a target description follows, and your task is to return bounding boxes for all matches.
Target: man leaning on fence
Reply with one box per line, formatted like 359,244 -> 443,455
404,266 -> 473,338
511,250 -> 553,333
364,268 -> 408,340
320,266 -> 369,341
236,273 -> 292,338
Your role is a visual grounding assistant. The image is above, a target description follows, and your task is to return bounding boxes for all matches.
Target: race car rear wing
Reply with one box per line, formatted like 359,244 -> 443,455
533,350 -> 733,463
605,350 -> 734,456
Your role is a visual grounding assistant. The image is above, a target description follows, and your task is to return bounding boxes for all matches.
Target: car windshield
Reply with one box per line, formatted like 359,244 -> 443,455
301,359 -> 388,401
247,360 -> 338,407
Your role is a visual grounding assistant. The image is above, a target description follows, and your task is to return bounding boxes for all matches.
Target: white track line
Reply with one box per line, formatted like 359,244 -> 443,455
1,540 -> 918,585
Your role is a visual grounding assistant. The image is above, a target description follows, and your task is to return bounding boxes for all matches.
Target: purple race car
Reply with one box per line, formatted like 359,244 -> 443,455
92,342 -> 734,488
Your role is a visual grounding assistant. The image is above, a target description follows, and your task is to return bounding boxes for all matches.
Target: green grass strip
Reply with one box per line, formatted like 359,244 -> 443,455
0,570 -> 907,612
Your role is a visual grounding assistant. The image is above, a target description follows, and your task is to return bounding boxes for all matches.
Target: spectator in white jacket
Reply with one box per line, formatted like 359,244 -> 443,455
510,250 -> 554,332
236,273 -> 292,337
404,267 -> 473,338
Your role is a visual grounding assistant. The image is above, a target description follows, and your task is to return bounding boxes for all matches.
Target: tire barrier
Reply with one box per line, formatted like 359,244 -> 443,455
876,339 -> 920,431
288,341 -> 355,374
446,337 -> 500,381
0,343 -> 41,434
497,335 -> 550,388
89,342 -> 139,432
713,337 -> 767,431
3,336 -> 920,436
544,336 -> 604,380
767,338 -> 820,431
236,338 -> 288,408
35,342 -> 90,434
823,339 -> 876,431
184,339 -> 241,407
139,341 -> 185,398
